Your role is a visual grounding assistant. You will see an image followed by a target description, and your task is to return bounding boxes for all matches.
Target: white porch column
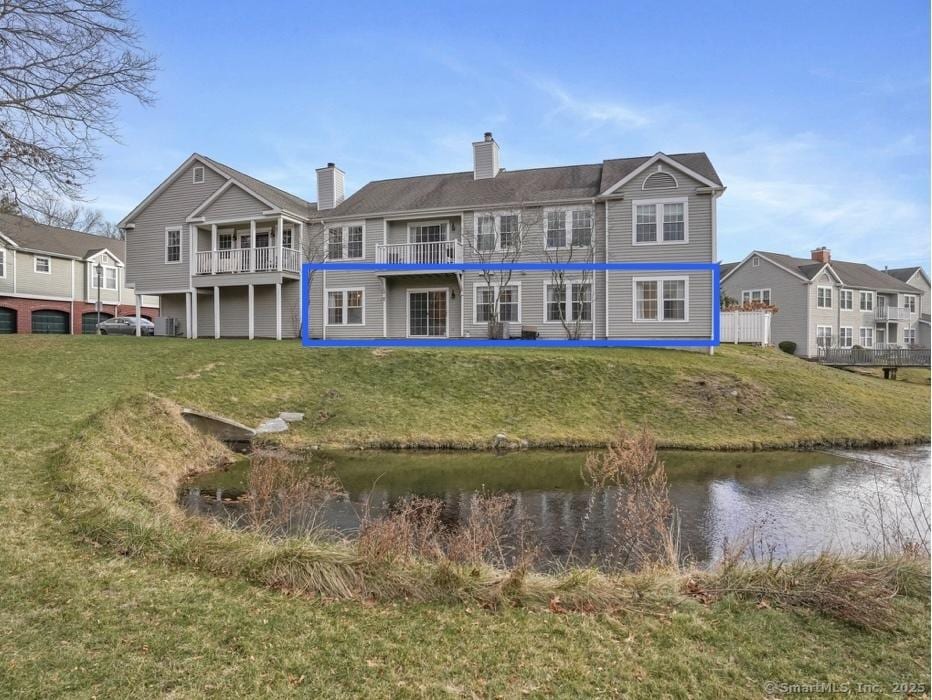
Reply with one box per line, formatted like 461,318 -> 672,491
184,292 -> 192,339
210,224 -> 218,274
191,289 -> 198,339
277,216 -> 284,272
249,220 -> 256,272
275,282 -> 282,340
298,221 -> 304,260
213,286 -> 221,339
381,277 -> 388,338
135,294 -> 142,336
189,225 -> 197,277
248,284 -> 255,340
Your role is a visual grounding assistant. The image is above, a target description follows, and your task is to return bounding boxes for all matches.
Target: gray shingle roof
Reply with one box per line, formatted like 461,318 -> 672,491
884,266 -> 927,284
0,213 -> 125,260
198,154 -> 317,219
720,261 -> 738,276
756,250 -> 919,292
322,152 -> 720,219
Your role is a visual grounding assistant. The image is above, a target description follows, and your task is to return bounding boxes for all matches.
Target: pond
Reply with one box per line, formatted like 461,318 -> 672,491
180,445 -> 931,569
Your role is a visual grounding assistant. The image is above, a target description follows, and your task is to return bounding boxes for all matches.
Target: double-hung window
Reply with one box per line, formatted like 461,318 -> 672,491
544,282 -> 591,323
632,199 -> 688,244
475,284 -> 520,323
282,228 -> 293,249
741,289 -> 771,304
816,326 -> 833,348
634,278 -> 687,321
859,291 -> 873,311
0,249 -> 5,278
839,327 -> 853,348
904,329 -> 917,346
475,212 -> 520,252
544,207 -> 593,249
839,289 -> 853,310
327,224 -> 364,260
165,228 -> 181,263
904,295 -> 916,313
817,286 -> 832,308
34,255 -> 51,273
326,289 -> 364,325
858,327 -> 874,348
91,265 -> 118,290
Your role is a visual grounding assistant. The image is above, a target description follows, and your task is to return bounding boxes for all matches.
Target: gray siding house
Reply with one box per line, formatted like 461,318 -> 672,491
722,249 -> 928,357
120,135 -> 725,342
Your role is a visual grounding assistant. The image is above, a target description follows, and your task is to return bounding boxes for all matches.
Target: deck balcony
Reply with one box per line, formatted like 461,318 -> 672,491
875,306 -> 911,322
195,247 -> 301,275
375,240 -> 463,267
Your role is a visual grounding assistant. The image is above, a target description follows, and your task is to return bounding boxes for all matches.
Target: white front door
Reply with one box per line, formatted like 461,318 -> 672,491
408,289 -> 448,337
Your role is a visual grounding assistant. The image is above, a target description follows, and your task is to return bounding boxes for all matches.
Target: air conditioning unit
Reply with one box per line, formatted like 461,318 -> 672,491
154,317 -> 177,337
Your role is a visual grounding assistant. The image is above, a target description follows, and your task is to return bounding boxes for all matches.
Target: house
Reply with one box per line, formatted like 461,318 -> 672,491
721,248 -> 927,356
884,266 -> 931,349
119,135 -> 724,342
0,213 -> 160,334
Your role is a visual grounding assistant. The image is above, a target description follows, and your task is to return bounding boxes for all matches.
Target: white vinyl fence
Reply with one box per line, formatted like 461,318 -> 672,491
720,310 -> 772,345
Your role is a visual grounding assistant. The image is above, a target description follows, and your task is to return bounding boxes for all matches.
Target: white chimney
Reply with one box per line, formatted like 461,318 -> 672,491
316,162 -> 345,210
472,132 -> 500,180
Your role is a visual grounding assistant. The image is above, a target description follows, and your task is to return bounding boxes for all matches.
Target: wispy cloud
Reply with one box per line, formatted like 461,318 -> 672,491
527,76 -> 652,130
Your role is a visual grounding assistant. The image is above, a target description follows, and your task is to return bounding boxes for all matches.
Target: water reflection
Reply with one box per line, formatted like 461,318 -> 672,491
181,445 -> 930,569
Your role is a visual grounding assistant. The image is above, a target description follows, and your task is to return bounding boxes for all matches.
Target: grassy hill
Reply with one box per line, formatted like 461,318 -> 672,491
9,335 -> 927,450
0,336 -> 928,697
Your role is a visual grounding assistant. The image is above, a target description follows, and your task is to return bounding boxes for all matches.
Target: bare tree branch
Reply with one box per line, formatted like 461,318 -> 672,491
0,0 -> 155,210
27,192 -> 120,236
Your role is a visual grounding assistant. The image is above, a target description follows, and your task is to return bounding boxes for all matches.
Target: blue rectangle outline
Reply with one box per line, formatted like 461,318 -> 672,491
301,261 -> 721,348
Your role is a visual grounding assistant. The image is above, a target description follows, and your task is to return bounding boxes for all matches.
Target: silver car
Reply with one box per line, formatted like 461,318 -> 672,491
97,316 -> 155,336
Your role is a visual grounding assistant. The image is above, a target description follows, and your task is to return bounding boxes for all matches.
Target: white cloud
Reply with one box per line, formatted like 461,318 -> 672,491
528,77 -> 652,130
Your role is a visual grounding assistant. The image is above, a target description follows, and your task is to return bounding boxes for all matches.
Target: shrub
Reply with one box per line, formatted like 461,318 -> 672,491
778,341 -> 796,355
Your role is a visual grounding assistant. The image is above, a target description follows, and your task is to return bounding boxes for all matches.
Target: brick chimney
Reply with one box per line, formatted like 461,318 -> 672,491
810,247 -> 831,264
472,132 -> 500,180
316,162 -> 345,211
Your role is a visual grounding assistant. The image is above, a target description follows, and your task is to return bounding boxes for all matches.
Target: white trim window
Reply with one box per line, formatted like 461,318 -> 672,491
165,227 -> 182,263
752,255 -> 760,267
839,326 -> 853,348
632,198 -> 688,245
816,286 -> 832,308
839,289 -> 853,310
327,224 -> 364,260
858,327 -> 874,348
474,283 -> 520,323
0,249 -> 5,278
475,212 -> 519,253
633,277 -> 688,322
34,255 -> 51,273
544,207 -> 594,249
408,221 -> 447,244
904,328 -> 917,346
816,325 -> 833,348
741,288 -> 771,304
859,291 -> 874,311
904,295 -> 917,313
544,281 -> 591,323
192,165 -> 205,184
326,288 -> 364,325
90,264 -> 118,290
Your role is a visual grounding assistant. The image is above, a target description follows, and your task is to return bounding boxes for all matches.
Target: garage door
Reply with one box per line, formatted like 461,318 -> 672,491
82,312 -> 112,334
31,310 -> 69,334
0,307 -> 15,334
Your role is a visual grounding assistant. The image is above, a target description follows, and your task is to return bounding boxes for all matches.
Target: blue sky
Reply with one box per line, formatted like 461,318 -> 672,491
95,0 -> 929,267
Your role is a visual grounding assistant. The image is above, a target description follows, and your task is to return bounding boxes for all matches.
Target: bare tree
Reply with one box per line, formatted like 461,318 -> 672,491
464,208 -> 540,338
541,209 -> 594,340
0,0 -> 156,211
301,220 -> 334,337
28,194 -> 121,236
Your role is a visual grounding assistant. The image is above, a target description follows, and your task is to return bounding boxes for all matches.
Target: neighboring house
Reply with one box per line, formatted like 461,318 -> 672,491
120,135 -> 725,343
885,266 -> 931,349
0,213 -> 159,334
722,248 -> 927,357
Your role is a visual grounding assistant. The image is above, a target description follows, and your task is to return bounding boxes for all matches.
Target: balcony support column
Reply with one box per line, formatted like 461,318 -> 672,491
213,286 -> 220,339
135,294 -> 141,336
277,216 -> 284,272
191,289 -> 198,339
250,220 -> 256,272
248,284 -> 254,340
275,282 -> 282,340
211,224 -> 218,274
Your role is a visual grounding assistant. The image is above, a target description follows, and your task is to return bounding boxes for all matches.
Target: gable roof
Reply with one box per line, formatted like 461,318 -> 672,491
196,154 -> 317,218
885,266 -> 929,285
599,152 -> 722,193
720,261 -> 739,276
320,152 -> 721,219
730,249 -> 919,293
0,213 -> 124,261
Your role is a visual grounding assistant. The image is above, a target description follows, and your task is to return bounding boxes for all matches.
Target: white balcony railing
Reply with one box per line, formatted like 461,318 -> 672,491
194,248 -> 300,275
375,240 -> 463,266
875,306 -> 911,321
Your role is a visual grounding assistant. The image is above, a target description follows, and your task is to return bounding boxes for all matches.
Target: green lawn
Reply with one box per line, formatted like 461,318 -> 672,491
0,336 -> 929,697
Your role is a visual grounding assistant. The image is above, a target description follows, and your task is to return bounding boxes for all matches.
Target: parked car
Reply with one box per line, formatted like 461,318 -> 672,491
97,316 -> 155,336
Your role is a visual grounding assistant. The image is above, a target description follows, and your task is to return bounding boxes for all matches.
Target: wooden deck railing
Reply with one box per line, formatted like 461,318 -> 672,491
817,347 -> 930,367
